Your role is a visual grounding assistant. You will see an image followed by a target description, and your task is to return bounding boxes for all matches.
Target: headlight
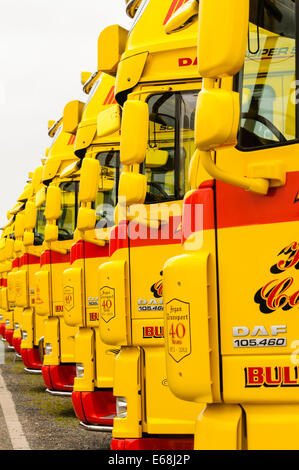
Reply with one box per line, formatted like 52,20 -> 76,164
14,323 -> 19,331
116,397 -> 127,419
22,331 -> 27,340
76,363 -> 84,378
5,320 -> 10,327
45,343 -> 52,355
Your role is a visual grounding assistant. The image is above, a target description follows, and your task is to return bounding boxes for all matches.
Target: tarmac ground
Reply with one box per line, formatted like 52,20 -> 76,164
0,340 -> 111,450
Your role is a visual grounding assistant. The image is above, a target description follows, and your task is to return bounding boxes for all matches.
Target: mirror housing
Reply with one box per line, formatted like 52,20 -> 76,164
120,100 -> 149,165
44,224 -> 58,243
24,201 -> 37,231
79,158 -> 100,203
48,120 -> 55,130
63,100 -> 85,135
4,239 -> 14,260
23,231 -> 35,247
44,186 -> 61,221
98,25 -> 128,75
118,172 -> 147,205
145,148 -> 169,168
36,187 -> 46,207
81,71 -> 92,86
14,213 -> 25,239
32,167 -> 43,194
198,0 -> 249,78
77,207 -> 96,232
97,104 -> 121,138
195,89 -> 240,150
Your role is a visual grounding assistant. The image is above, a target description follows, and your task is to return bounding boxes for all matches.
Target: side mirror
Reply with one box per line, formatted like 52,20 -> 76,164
145,148 -> 169,168
79,158 -> 100,203
24,201 -> 37,231
36,187 -> 46,207
98,25 -> 128,75
77,207 -> 96,232
4,239 -> 14,260
48,120 -> 55,130
15,213 -> 25,239
118,172 -> 147,206
63,100 -> 85,135
32,167 -> 43,194
195,89 -> 240,150
44,186 -> 61,221
81,71 -> 92,86
23,232 -> 35,247
120,100 -> 149,165
97,105 -> 121,138
198,0 -> 249,78
44,224 -> 58,243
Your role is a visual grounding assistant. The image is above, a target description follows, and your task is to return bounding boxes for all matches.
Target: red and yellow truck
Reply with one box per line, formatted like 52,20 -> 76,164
14,164 -> 47,370
34,110 -> 82,394
3,182 -> 34,350
163,0 -> 299,450
0,219 -> 15,341
62,68 -> 121,429
96,0 -> 205,449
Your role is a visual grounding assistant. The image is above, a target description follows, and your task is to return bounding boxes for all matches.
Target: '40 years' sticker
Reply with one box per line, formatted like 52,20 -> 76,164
166,298 -> 191,363
99,286 -> 115,323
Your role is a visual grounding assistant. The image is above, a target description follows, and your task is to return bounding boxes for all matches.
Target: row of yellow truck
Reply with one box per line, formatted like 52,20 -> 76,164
1,0 -> 299,450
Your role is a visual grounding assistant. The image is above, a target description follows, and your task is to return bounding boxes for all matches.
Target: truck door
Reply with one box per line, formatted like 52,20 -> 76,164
127,87 -> 203,432
215,0 -> 299,403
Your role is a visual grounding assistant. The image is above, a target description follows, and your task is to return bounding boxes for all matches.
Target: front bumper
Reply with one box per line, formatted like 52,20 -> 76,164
72,390 -> 116,427
21,347 -> 42,370
0,324 -> 5,339
12,337 -> 22,355
111,437 -> 194,450
5,329 -> 14,347
42,365 -> 76,392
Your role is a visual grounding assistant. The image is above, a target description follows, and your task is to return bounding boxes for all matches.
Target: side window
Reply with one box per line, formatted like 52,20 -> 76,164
145,91 -> 198,204
94,151 -> 120,229
58,181 -> 79,240
239,0 -> 296,149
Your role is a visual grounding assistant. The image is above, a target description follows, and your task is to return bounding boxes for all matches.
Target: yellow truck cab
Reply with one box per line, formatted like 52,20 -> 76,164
62,69 -> 121,429
34,110 -> 83,395
0,220 -> 15,340
4,182 -> 33,349
162,0 -> 299,451
14,164 -> 47,371
96,0 -> 204,450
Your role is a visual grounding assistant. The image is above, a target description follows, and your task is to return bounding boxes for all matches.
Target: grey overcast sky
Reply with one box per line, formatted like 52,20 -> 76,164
0,0 -> 132,227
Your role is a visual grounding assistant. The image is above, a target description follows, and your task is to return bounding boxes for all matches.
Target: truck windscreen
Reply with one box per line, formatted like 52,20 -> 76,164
239,0 -> 297,149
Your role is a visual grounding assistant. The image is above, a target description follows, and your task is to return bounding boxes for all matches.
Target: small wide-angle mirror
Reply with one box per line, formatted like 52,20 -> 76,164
145,148 -> 169,168
97,105 -> 121,138
79,158 -> 100,203
45,186 -> 61,221
14,213 -> 25,239
120,100 -> 149,165
63,100 -> 85,135
24,201 -> 37,231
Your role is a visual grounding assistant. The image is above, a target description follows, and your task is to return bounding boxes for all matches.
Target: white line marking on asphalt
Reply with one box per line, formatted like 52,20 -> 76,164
0,369 -> 30,450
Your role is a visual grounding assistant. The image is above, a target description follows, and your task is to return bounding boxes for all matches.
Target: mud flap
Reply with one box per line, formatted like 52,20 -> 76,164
194,404 -> 244,450
43,317 -> 60,365
73,328 -> 95,392
113,347 -> 142,439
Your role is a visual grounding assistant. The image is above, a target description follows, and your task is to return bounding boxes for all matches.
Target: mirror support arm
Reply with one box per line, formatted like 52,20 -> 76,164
200,149 -> 269,195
